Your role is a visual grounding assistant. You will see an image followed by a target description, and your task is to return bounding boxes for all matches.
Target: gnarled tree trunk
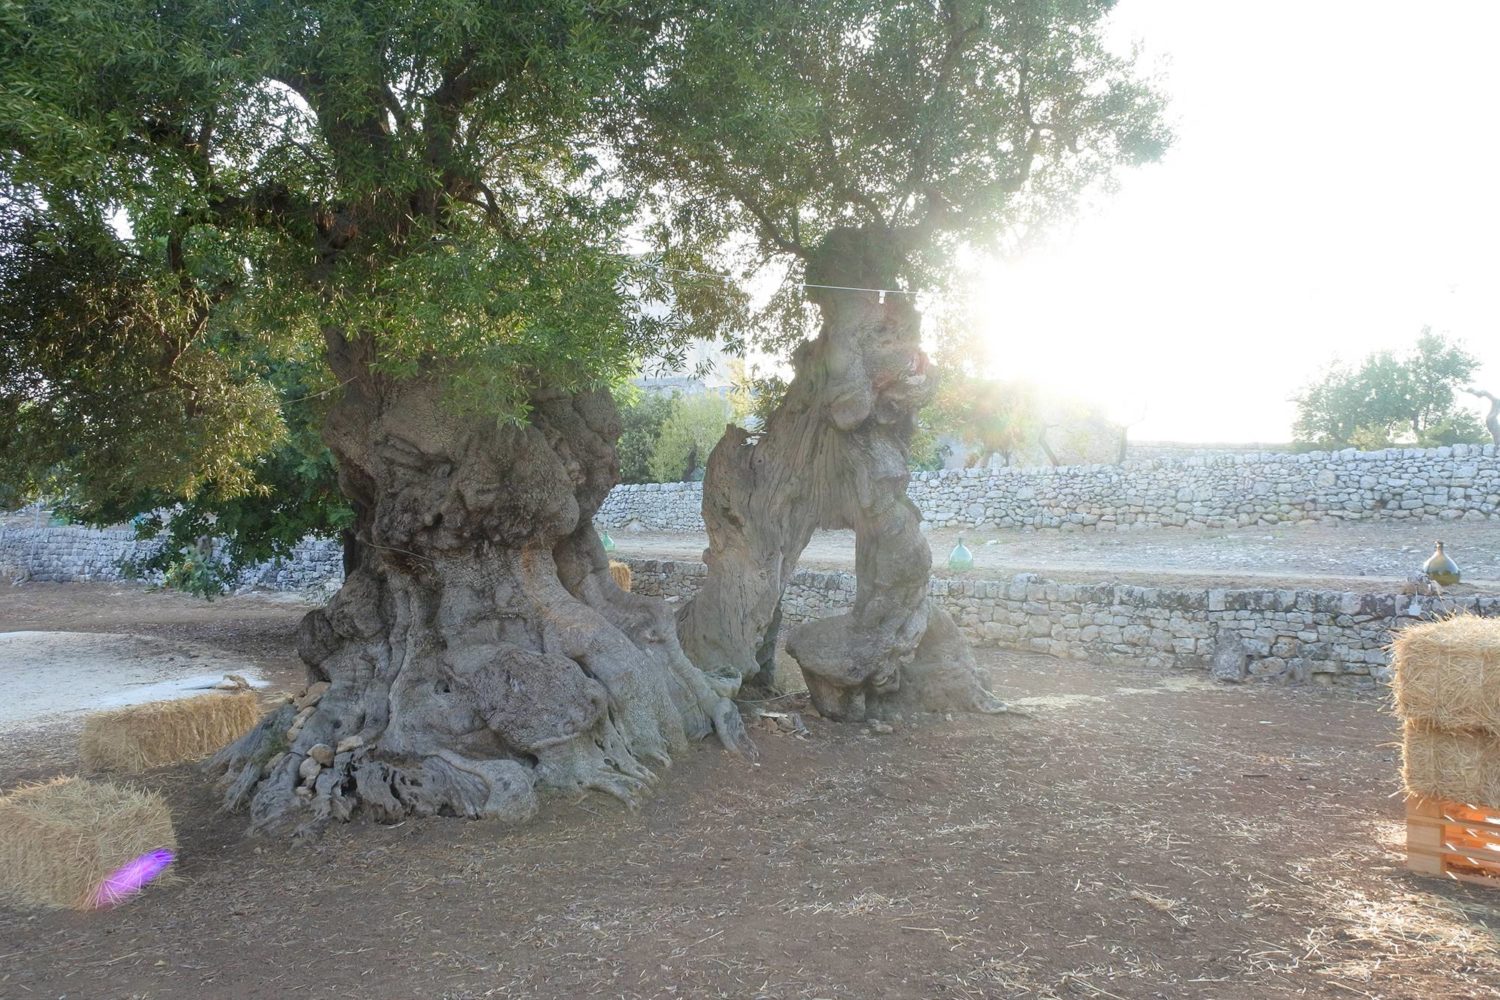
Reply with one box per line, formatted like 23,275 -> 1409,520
678,227 -> 1002,720
211,332 -> 746,838
1472,389 -> 1500,446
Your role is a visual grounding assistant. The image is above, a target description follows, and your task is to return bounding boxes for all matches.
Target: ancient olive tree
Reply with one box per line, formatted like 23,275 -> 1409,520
616,0 -> 1169,719
2,0 -> 1167,835
1,0 -> 749,836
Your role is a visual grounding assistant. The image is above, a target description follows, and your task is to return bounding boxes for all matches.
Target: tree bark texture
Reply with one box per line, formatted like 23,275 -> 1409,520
210,332 -> 747,837
678,227 -> 1003,721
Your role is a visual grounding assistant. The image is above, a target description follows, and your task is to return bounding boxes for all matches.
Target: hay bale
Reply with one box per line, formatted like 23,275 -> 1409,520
1392,615 -> 1500,735
609,560 -> 632,592
81,690 -> 260,773
0,776 -> 176,910
1402,721 -> 1500,809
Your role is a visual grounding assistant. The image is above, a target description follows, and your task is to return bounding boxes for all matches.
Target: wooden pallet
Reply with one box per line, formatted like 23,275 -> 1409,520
1406,796 -> 1500,888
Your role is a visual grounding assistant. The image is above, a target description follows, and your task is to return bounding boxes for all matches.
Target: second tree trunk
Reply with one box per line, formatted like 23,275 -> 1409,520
679,227 -> 1003,720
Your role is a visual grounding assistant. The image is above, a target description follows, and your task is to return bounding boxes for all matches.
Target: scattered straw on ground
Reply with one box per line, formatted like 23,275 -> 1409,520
1402,721 -> 1500,809
1392,615 -> 1500,734
80,690 -> 260,773
0,775 -> 176,910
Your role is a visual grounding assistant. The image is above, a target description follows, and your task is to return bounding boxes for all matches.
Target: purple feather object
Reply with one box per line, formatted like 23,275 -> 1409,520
92,849 -> 175,908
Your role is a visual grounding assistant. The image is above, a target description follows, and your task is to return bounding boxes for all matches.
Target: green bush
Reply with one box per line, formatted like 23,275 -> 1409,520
615,391 -> 675,484
649,393 -> 732,482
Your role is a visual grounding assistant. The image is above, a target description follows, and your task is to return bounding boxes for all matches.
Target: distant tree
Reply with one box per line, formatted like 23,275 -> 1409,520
648,393 -> 732,483
732,366 -> 790,431
913,314 -> 1118,469
722,357 -> 767,428
929,375 -> 1042,468
1035,395 -> 1125,467
614,391 -> 675,485
1292,330 -> 1486,448
907,420 -> 949,472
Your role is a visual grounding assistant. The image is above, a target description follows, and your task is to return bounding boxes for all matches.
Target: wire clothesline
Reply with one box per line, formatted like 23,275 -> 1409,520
642,262 -> 913,302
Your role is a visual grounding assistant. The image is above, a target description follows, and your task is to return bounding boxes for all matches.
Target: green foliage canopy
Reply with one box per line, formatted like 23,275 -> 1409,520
0,0 -> 743,580
616,0 -> 1170,350
2,0 -> 1170,589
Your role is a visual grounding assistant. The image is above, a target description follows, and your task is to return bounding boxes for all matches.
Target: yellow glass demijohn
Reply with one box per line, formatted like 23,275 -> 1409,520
1422,541 -> 1460,586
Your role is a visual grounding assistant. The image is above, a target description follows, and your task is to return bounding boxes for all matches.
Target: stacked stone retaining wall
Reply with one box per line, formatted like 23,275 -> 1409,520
0,509 -> 342,592
599,442 -> 1500,532
625,556 -> 1500,688
7,509 -> 1496,690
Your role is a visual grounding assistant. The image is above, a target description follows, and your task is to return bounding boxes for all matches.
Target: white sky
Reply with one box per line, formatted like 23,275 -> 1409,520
967,0 -> 1500,442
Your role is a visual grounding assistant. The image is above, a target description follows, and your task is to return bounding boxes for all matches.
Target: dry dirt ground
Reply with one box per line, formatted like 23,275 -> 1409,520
613,520 -> 1500,594
2,584 -> 1499,999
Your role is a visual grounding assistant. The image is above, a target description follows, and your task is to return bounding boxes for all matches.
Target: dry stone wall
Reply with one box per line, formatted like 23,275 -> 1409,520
0,509 -> 342,592
625,557 -> 1500,689
0,513 -> 160,583
596,481 -> 703,532
7,509 -> 1497,692
599,443 -> 1500,532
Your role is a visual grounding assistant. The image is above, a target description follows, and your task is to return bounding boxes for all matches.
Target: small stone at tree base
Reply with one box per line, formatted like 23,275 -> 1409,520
294,682 -> 331,710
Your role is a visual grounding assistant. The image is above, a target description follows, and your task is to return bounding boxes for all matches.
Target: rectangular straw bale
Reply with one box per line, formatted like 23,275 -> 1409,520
1391,615 -> 1500,735
1402,721 -> 1500,810
81,690 -> 261,773
0,776 -> 176,910
609,560 -> 632,592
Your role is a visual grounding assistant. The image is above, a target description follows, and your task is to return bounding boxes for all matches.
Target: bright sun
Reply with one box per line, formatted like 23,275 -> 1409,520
962,0 -> 1500,444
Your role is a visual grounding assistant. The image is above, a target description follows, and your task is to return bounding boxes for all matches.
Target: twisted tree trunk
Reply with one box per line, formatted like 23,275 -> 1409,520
1471,388 -> 1500,446
678,227 -> 1003,720
211,332 -> 746,838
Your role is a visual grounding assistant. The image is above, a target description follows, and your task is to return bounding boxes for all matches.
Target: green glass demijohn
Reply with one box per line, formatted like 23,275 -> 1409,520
599,529 -> 616,553
947,535 -> 974,572
1422,541 -> 1459,586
